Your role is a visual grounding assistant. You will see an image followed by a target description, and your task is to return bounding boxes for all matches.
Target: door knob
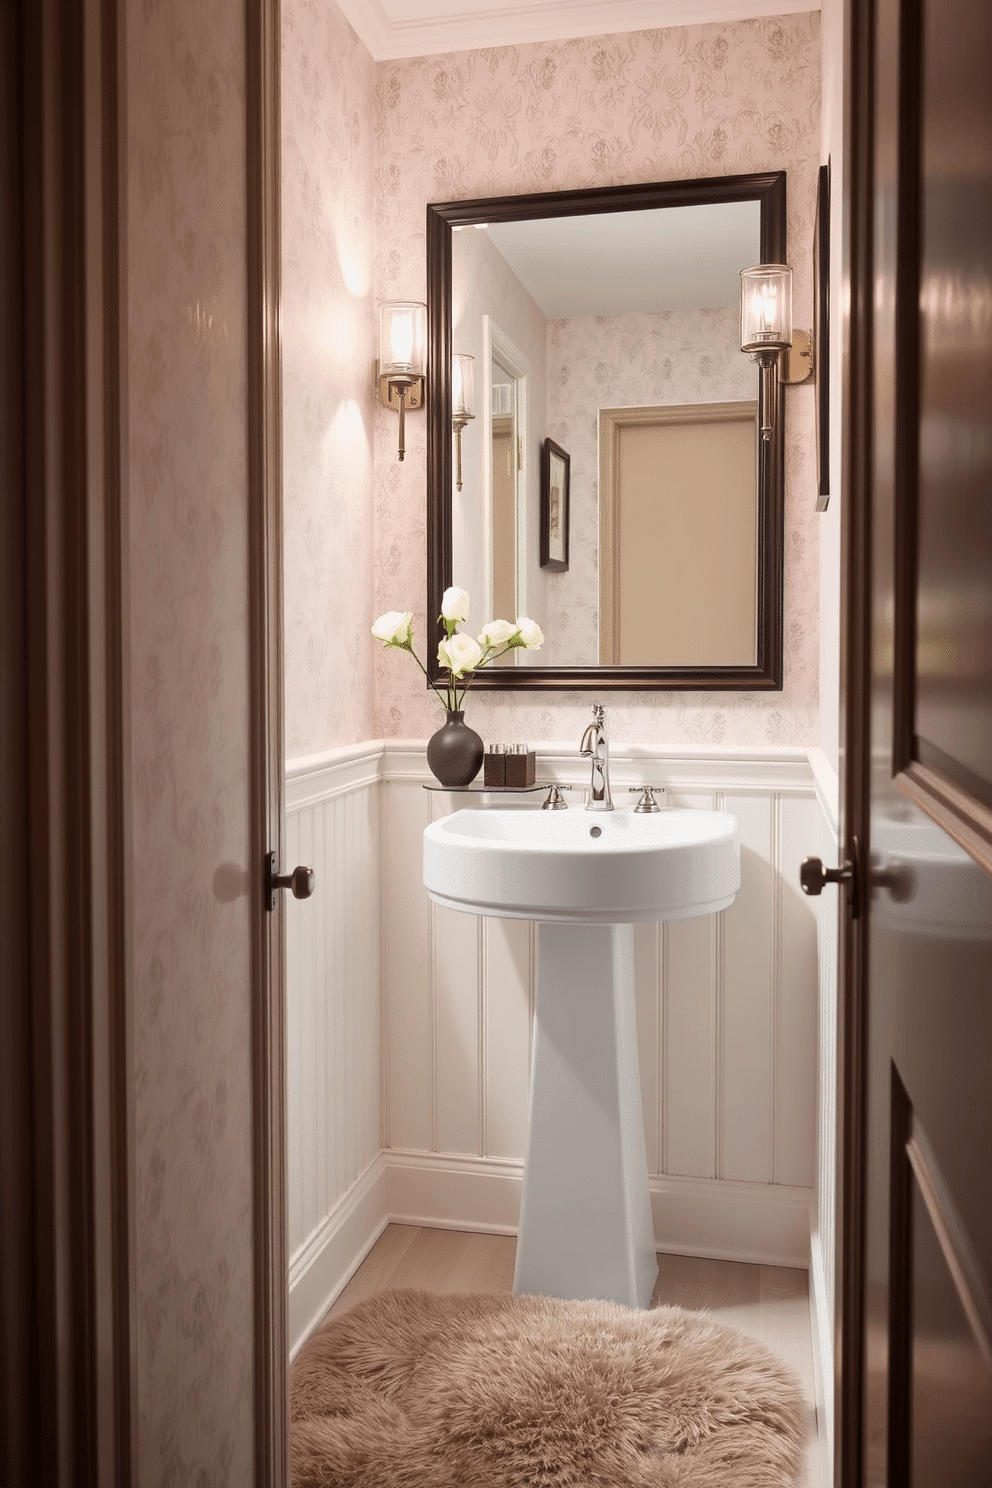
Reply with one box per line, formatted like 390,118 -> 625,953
799,856 -> 853,896
266,853 -> 315,911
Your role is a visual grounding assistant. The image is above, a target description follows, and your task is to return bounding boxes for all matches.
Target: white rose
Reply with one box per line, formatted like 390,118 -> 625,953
514,617 -> 544,649
371,610 -> 414,647
438,632 -> 483,676
478,618 -> 517,651
441,586 -> 470,625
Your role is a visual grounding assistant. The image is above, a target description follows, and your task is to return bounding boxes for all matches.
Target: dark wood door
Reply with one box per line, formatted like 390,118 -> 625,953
849,0 -> 992,1481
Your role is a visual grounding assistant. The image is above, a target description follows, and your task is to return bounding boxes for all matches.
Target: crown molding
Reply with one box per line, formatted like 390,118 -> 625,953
335,0 -> 820,61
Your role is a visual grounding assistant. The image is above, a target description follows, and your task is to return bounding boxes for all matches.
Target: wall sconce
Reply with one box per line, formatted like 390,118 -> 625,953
739,264 -> 813,441
375,301 -> 426,461
451,353 -> 475,491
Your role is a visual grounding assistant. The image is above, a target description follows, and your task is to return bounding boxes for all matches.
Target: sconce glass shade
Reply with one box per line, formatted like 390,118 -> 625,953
452,353 -> 475,419
379,301 -> 426,378
739,265 -> 793,355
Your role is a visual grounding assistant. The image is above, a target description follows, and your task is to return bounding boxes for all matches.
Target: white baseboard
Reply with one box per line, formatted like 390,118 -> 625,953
288,1155 -> 388,1358
385,1151 -> 524,1234
649,1173 -> 812,1269
287,1152 -> 814,1359
384,1151 -> 812,1270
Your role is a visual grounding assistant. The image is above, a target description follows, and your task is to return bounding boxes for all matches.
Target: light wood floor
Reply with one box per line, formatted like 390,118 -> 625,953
322,1224 -> 822,1487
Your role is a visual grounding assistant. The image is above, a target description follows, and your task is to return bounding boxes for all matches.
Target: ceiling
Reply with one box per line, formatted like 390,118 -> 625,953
334,0 -> 819,61
475,201 -> 761,317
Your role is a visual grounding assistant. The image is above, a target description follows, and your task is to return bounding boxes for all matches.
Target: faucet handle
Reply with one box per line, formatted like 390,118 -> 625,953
629,785 -> 665,813
541,783 -> 573,811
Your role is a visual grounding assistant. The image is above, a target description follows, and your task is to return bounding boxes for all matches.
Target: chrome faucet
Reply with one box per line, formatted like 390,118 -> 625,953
579,703 -> 613,810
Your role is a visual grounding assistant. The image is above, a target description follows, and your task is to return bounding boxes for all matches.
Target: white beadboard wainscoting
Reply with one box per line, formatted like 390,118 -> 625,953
285,739 -> 836,1361
285,746 -> 384,1351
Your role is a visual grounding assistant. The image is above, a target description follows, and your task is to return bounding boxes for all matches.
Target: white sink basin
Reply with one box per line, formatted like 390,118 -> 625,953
423,805 -> 740,924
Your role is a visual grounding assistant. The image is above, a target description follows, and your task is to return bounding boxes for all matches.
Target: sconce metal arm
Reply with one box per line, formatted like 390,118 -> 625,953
375,364 -> 425,462
451,408 -> 475,490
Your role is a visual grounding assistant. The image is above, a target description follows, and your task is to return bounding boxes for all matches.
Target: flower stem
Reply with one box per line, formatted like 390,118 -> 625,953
404,644 -> 450,710
400,632 -> 514,716
457,638 -> 506,711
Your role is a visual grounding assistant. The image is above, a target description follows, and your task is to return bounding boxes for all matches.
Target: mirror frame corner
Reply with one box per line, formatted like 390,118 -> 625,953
426,170 -> 787,692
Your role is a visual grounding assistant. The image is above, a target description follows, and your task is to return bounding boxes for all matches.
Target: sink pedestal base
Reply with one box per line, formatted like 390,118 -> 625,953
513,922 -> 658,1309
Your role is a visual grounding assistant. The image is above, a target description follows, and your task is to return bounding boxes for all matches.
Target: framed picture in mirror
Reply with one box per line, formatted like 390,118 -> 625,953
540,438 -> 570,571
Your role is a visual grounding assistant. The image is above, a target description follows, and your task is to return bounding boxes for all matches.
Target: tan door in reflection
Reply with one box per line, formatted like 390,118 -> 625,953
853,0 -> 992,1482
599,402 -> 757,666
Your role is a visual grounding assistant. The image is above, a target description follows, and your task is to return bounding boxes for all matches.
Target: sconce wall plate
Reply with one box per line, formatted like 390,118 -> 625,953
780,330 -> 814,385
375,365 -> 425,411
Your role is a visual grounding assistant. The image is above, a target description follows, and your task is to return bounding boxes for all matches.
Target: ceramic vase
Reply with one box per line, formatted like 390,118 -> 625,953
426,710 -> 484,788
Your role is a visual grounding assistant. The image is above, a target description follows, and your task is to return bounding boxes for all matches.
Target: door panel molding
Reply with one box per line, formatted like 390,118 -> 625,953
889,1090 -> 992,1482
885,0 -> 992,873
889,0 -> 923,793
907,1118 -> 992,1374
886,1072 -> 913,1488
898,761 -> 992,873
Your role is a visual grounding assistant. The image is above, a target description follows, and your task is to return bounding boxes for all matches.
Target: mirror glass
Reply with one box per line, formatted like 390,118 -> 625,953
427,174 -> 786,691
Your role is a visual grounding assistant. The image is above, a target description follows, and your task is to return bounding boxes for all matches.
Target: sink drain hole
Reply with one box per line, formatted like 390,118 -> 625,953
589,825 -> 602,838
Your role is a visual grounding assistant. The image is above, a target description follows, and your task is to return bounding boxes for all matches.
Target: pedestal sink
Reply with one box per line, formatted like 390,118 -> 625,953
423,805 -> 740,1308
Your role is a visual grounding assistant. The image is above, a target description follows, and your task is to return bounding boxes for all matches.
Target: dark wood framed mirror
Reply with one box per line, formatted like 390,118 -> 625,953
426,171 -> 786,691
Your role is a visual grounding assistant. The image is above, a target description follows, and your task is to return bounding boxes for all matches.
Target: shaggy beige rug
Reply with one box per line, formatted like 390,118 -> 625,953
290,1289 -> 806,1487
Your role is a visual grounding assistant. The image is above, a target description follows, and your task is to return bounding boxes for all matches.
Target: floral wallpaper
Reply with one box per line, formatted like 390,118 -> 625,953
282,0 -> 377,757
544,305 -> 755,666
127,0 -> 254,1480
373,13 -> 821,747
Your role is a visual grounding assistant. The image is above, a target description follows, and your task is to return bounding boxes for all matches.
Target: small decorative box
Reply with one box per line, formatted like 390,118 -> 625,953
504,746 -> 536,787
484,746 -> 506,787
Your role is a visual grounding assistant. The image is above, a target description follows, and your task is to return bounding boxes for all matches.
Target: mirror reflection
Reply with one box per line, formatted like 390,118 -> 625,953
428,174 -> 786,690
452,201 -> 761,669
